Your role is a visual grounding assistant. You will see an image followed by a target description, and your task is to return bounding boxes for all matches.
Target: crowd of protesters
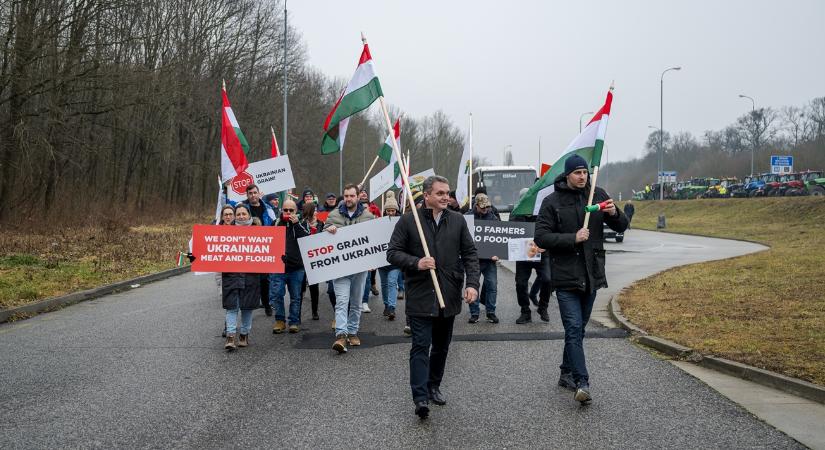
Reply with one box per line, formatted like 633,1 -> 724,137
204,156 -> 627,414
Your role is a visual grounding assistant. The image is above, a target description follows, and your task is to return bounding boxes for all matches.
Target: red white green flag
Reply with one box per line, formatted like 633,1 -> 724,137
321,43 -> 383,154
512,86 -> 614,216
378,118 -> 403,188
270,126 -> 281,158
220,82 -> 250,181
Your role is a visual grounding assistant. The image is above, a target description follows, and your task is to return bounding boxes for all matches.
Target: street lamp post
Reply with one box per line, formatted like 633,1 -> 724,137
579,111 -> 594,133
502,144 -> 512,165
660,66 -> 681,201
739,94 -> 756,176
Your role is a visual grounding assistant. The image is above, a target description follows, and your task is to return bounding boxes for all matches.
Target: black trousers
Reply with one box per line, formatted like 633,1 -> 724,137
515,261 -> 550,313
260,276 -> 270,308
409,315 -> 455,402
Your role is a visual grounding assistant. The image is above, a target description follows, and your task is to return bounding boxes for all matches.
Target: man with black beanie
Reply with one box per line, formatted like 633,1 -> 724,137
534,154 -> 628,404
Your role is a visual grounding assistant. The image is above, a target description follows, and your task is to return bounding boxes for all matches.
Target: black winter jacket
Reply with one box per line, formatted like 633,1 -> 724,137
387,208 -> 480,318
534,175 -> 628,292
275,217 -> 309,272
222,273 -> 261,310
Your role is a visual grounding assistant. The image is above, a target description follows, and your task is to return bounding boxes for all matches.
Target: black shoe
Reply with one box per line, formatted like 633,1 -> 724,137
575,382 -> 592,404
388,308 -> 396,321
383,306 -> 390,317
516,312 -> 532,324
538,308 -> 550,322
428,387 -> 447,405
264,305 -> 273,317
414,400 -> 430,419
558,372 -> 576,391
312,313 -> 320,320
468,315 -> 479,324
486,313 -> 499,324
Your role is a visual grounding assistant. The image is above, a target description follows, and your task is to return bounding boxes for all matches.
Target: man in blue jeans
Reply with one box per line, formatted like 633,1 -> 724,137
464,193 -> 499,324
270,199 -> 309,334
534,155 -> 628,404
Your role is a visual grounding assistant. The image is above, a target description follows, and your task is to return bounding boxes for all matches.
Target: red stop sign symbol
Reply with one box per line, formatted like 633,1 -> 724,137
231,171 -> 254,195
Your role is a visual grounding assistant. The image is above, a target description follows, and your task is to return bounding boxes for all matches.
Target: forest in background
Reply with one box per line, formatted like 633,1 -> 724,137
0,0 -> 476,223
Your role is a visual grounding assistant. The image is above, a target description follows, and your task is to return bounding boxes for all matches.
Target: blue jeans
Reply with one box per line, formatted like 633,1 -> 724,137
469,260 -> 497,316
225,308 -> 253,335
378,266 -> 400,310
333,271 -> 368,336
397,272 -> 404,292
269,270 -> 305,325
362,271 -> 372,303
556,289 -> 598,385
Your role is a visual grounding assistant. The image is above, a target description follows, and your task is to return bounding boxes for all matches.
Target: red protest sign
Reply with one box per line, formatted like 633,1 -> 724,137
191,224 -> 286,273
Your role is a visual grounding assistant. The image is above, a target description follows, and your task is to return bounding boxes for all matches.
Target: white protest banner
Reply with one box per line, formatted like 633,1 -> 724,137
227,155 -> 296,202
408,168 -> 435,190
369,162 -> 395,202
508,238 -> 541,261
298,216 -> 400,284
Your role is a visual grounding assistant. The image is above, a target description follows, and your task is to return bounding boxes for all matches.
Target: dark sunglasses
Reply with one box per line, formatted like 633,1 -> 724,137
282,208 -> 295,212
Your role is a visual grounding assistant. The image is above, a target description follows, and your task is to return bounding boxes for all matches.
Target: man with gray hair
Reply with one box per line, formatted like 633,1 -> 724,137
387,175 -> 480,419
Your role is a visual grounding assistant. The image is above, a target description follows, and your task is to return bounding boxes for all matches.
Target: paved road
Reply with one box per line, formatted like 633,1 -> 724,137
0,230 -> 797,449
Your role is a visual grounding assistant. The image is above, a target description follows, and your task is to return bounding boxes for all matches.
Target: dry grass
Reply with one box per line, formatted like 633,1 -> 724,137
619,197 -> 825,385
0,213 -> 206,309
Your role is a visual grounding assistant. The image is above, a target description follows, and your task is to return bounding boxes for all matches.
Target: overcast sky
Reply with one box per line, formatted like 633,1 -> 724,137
287,0 -> 825,168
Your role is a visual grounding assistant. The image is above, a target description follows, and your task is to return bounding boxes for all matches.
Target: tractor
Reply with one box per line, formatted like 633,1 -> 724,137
753,173 -> 781,197
778,173 -> 807,196
801,170 -> 825,196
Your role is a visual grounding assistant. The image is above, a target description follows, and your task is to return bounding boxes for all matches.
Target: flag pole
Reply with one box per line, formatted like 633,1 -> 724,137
583,82 -> 614,228
366,31 -> 444,308
401,150 -> 410,214
468,113 -> 473,208
359,155 -> 380,189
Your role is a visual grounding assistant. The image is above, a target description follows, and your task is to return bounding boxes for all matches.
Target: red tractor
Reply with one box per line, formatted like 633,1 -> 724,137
778,173 -> 807,196
754,173 -> 782,196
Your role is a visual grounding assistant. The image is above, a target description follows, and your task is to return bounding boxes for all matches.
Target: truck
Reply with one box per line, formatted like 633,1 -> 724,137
473,165 -> 537,216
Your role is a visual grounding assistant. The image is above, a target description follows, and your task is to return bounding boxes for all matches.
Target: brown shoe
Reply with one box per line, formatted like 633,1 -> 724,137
272,320 -> 286,334
238,334 -> 249,347
224,333 -> 237,350
288,324 -> 299,333
347,335 -> 361,346
333,335 -> 348,353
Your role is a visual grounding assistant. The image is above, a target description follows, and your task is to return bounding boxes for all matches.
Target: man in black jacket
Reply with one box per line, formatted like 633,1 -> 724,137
269,199 -> 309,334
387,175 -> 480,419
534,155 -> 628,404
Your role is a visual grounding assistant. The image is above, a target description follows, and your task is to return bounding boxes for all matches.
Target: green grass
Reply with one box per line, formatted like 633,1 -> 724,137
0,214 -> 204,310
619,197 -> 825,385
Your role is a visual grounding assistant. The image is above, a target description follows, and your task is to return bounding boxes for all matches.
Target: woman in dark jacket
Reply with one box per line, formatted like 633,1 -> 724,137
300,202 -> 326,320
222,203 -> 262,350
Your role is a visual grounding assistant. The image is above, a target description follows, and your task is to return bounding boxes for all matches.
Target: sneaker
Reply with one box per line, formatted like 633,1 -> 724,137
347,335 -> 361,346
403,326 -> 412,336
362,303 -> 371,313
224,333 -> 237,350
312,312 -> 319,320
388,308 -> 396,321
468,315 -> 479,324
538,308 -> 550,322
332,335 -> 348,353
288,324 -> 299,333
558,372 -> 576,391
383,306 -> 390,317
371,286 -> 379,296
575,383 -> 592,403
237,334 -> 249,347
397,292 -> 405,300
272,320 -> 286,334
516,312 -> 532,324
486,313 -> 499,324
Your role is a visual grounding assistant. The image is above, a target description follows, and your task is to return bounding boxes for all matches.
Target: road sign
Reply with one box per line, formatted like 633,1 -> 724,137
658,171 -> 677,183
770,155 -> 793,174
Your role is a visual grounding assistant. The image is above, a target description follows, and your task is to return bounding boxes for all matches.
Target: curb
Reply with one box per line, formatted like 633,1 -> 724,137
0,266 -> 190,324
608,296 -> 825,405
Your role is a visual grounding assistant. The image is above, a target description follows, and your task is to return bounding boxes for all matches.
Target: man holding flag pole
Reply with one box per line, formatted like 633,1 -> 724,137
530,85 -> 628,404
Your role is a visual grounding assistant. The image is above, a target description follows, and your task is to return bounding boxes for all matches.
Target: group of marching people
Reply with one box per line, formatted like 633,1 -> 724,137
209,154 -> 628,416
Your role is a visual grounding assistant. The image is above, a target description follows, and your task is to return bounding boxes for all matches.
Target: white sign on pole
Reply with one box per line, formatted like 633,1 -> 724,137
369,163 -> 396,202
298,217 -> 400,284
227,156 -> 296,202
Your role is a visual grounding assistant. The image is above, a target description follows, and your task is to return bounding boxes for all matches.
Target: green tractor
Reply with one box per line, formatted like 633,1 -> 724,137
685,177 -> 710,199
801,170 -> 825,196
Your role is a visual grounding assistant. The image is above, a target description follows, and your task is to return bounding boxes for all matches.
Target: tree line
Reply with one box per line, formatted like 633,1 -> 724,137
0,0 -> 472,222
602,97 -> 825,200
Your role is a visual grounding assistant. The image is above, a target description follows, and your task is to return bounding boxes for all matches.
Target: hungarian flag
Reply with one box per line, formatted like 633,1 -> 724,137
377,118 -> 403,188
321,43 -> 383,154
512,87 -> 614,216
220,82 -> 250,181
270,126 -> 281,158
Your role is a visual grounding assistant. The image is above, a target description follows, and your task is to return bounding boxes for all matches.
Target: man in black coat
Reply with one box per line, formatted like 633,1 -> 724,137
387,175 -> 480,419
534,155 -> 628,404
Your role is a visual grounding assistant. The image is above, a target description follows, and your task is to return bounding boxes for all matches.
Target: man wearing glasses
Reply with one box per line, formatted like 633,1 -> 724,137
270,199 -> 309,334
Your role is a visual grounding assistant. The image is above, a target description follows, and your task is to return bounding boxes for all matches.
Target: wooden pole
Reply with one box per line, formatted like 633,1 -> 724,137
583,165 -> 600,228
359,155 -> 380,189
468,113 -> 473,208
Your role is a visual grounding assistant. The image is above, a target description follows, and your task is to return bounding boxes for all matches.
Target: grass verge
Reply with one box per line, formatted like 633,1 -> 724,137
619,197 -> 825,385
0,214 -> 203,310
